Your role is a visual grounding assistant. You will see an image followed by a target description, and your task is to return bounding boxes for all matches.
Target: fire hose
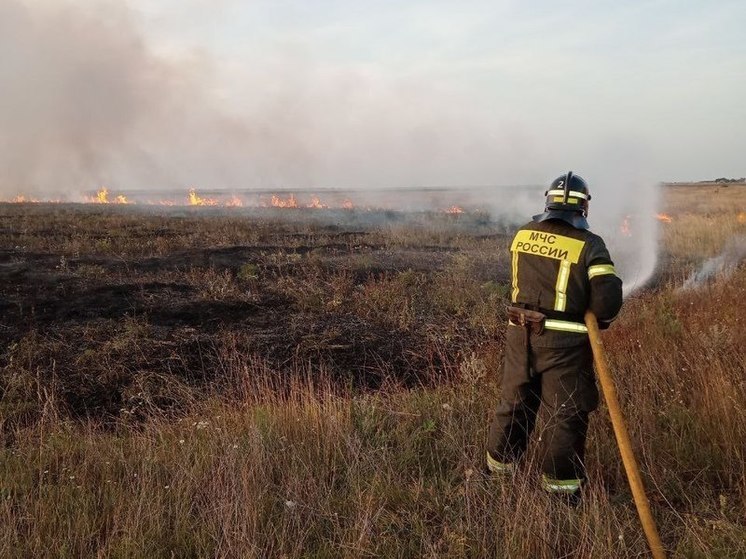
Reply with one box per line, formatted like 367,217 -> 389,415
585,311 -> 667,559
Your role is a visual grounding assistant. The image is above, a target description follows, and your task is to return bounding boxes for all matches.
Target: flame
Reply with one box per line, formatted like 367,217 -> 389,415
86,187 -> 130,204
271,194 -> 298,208
307,196 -> 327,209
188,188 -> 217,206
10,195 -> 40,203
621,213 -> 670,235
738,212 -> 746,224
620,216 -> 631,236
0,190 -> 511,213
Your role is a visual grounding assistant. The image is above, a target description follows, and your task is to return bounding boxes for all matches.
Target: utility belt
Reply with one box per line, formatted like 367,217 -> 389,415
507,304 -> 588,335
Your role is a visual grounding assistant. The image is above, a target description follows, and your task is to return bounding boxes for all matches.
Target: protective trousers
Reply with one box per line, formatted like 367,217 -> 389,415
487,325 -> 598,491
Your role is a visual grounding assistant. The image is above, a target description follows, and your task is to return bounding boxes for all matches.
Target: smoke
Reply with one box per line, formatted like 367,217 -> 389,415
478,142 -> 662,297
681,236 -> 746,290
0,1 -> 169,193
580,141 -> 661,297
0,0 -> 537,197
0,0 -> 661,294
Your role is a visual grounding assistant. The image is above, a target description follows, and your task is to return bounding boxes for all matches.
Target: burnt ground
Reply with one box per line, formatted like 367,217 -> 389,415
0,205 -> 512,427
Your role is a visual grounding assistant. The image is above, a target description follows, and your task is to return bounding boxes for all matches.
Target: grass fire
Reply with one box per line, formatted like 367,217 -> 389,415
0,183 -> 744,557
2,188 -> 483,214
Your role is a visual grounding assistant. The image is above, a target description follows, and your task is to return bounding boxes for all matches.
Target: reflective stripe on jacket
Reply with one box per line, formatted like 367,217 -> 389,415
509,219 -> 623,347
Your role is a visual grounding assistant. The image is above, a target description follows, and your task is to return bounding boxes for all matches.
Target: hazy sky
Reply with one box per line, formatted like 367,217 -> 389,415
2,0 -> 744,193
136,0 -> 745,183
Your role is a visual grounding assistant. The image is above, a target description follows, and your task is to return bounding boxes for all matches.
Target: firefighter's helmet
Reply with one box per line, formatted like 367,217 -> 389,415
532,171 -> 591,229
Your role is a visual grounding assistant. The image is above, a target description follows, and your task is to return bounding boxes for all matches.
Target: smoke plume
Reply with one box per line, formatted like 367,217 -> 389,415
0,1 -> 168,193
681,236 -> 746,290
0,0 -> 661,294
0,0 -> 536,196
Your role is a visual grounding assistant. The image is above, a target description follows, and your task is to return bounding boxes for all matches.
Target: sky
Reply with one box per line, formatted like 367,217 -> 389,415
135,0 -> 746,183
0,0 -> 744,196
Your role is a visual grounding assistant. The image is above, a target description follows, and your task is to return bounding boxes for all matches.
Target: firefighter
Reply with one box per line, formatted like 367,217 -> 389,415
486,171 -> 623,503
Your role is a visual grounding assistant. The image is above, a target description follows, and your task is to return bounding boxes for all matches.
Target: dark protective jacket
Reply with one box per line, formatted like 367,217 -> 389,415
509,218 -> 623,347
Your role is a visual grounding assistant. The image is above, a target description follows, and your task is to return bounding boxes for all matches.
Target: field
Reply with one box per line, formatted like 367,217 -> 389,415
1,185 -> 745,558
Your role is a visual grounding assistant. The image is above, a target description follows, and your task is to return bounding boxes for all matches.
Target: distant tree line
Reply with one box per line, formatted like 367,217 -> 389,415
712,177 -> 745,183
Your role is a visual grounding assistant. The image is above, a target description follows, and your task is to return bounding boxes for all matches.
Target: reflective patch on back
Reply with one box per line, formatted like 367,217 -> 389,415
511,230 -> 586,264
554,260 -> 571,311
511,250 -> 520,302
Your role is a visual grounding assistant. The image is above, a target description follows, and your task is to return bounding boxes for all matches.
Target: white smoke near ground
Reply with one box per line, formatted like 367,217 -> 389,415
479,144 -> 662,297
0,0 -> 661,294
680,236 -> 746,290
580,143 -> 661,297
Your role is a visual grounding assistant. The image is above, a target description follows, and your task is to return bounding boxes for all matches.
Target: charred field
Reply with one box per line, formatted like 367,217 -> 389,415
0,204 -> 508,425
1,186 -> 745,558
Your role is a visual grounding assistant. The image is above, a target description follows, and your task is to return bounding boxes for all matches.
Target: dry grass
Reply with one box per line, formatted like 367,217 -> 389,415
662,185 -> 746,261
0,187 -> 745,557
